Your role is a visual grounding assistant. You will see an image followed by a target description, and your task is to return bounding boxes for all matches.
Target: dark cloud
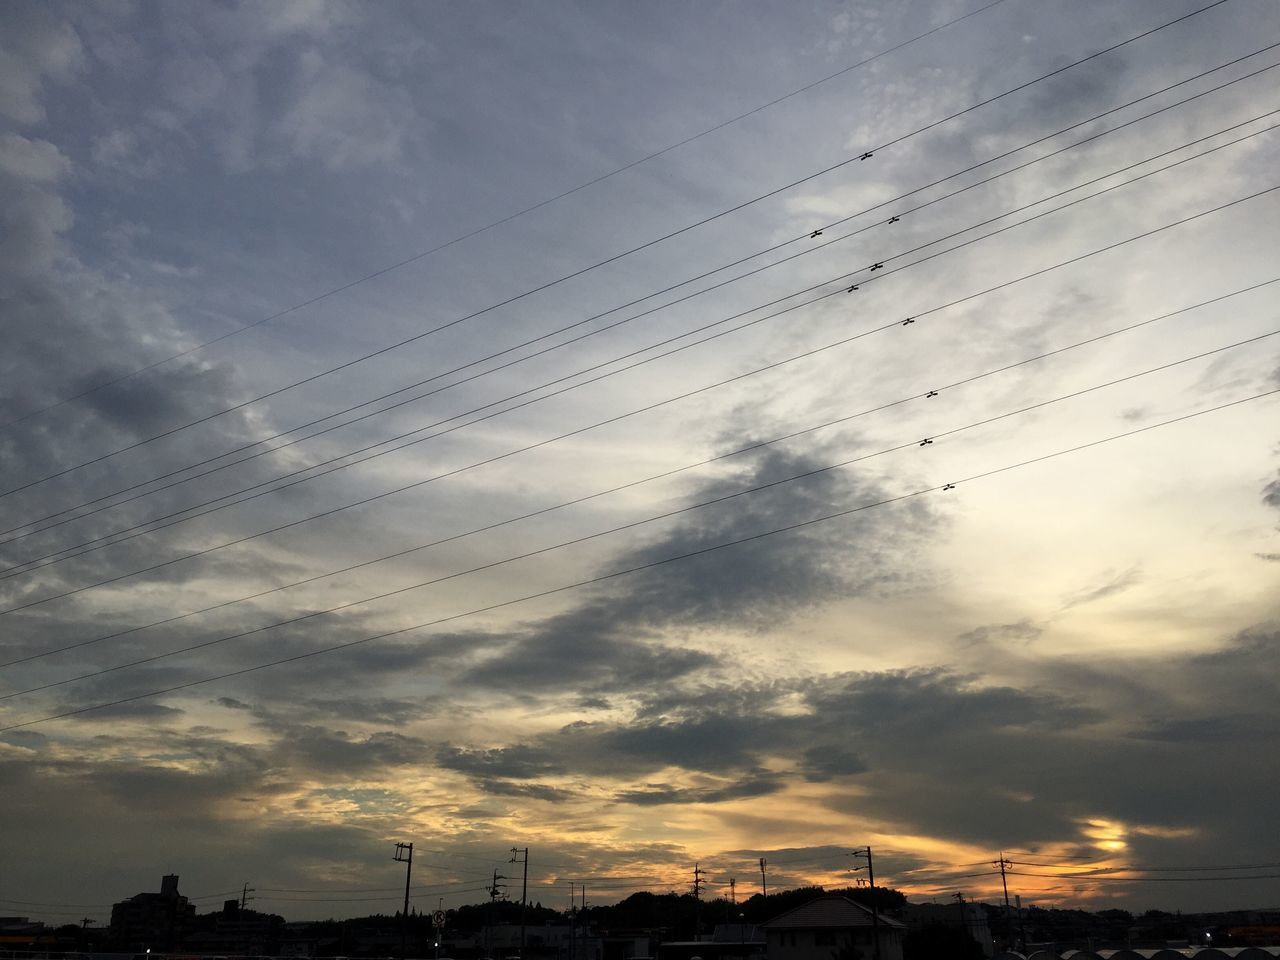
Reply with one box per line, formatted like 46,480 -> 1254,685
269,726 -> 431,777
1129,713 -> 1279,743
802,668 -> 1099,737
1263,474 -> 1280,510
1061,567 -> 1141,609
460,608 -> 719,695
798,745 -> 867,782
437,744 -> 566,780
0,728 -> 47,747
467,778 -> 577,802
955,618 -> 1043,647
462,444 -> 936,696
63,700 -> 185,722
615,769 -> 785,806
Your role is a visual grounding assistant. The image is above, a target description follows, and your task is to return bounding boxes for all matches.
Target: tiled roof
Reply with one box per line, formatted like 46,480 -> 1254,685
761,896 -> 906,931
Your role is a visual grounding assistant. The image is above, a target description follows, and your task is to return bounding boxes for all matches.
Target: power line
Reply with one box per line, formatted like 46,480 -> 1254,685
29,328 -> 1277,699
9,118 -> 1276,574
10,54 -> 1277,550
1010,860 -> 1280,874
255,887 -> 493,903
2,176 -> 1274,619
0,0 -> 1233,501
0,0 -> 1016,433
3,383 -> 1275,731
1007,870 -> 1280,883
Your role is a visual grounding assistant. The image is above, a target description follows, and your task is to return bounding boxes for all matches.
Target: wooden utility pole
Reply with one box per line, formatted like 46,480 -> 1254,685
510,847 -> 529,957
851,847 -> 882,960
994,855 -> 1013,950
394,842 -> 414,959
692,863 -> 706,940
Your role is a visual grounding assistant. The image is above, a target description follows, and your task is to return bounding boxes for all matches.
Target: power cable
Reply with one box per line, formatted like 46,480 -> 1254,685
2,181 -> 1274,621
257,885 -> 486,901
895,870 -> 1002,883
5,131 -> 1273,593
3,344 -> 1274,706
0,0 -> 1015,432
256,887 -> 493,903
1011,860 -> 1280,874
0,0 -> 1234,499
1,167 -> 1274,630
1008,870 -> 1280,883
9,52 -> 1277,548
2,384 -> 1273,733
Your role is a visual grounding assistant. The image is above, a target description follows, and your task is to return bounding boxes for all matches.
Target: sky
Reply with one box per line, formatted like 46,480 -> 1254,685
1,0 -> 1278,926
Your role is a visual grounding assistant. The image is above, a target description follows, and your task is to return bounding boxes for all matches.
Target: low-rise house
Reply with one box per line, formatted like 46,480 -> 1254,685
761,895 -> 905,960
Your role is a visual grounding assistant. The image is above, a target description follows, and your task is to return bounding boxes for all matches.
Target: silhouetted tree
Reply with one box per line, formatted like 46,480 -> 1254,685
903,922 -> 984,960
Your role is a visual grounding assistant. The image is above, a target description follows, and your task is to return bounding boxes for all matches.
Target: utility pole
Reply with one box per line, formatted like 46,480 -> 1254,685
488,871 -> 507,960
692,863 -> 706,941
1015,894 -> 1027,954
568,883 -> 577,960
510,847 -> 529,957
490,869 -> 508,901
993,854 -> 1013,950
729,878 -> 736,906
758,858 -> 767,902
953,892 -> 967,944
394,842 -> 414,959
851,847 -> 882,960
240,882 -> 255,912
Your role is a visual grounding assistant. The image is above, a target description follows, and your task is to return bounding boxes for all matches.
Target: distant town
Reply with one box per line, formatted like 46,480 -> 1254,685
4,873 -> 1279,960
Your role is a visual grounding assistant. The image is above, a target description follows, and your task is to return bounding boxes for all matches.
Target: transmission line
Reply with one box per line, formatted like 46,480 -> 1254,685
8,55 -> 1276,547
1,181 -> 1274,617
5,330 -> 1273,702
0,0 -> 1015,432
0,0 -> 1234,500
2,382 -> 1274,732
5,271 -> 1269,670
1007,870 -> 1280,883
8,119 -> 1275,570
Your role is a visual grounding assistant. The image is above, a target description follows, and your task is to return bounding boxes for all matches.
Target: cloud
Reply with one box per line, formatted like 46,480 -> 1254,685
1061,567 -> 1142,610
615,769 -> 785,806
1263,474 -> 1280,511
956,618 -> 1043,647
279,51 -> 417,171
798,745 -> 868,782
0,133 -> 71,181
462,443 -> 937,696
0,7 -> 83,124
437,744 -> 566,780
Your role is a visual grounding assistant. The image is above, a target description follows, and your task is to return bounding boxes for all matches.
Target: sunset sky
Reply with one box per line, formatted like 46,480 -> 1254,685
1,0 -> 1278,925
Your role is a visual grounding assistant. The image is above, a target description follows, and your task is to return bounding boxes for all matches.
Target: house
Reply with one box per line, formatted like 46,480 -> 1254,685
761,895 -> 905,960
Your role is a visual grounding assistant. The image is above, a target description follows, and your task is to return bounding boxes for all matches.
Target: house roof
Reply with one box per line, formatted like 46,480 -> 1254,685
761,896 -> 906,931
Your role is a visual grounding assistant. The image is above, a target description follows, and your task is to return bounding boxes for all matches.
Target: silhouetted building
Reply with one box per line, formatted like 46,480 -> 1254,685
184,899 -> 284,954
109,873 -> 196,951
761,895 -> 905,960
900,900 -> 993,957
